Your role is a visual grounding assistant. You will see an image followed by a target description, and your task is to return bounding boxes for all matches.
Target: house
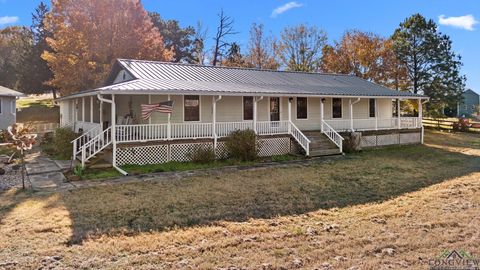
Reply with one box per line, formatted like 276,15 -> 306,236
57,59 -> 428,175
0,86 -> 23,130
458,89 -> 479,117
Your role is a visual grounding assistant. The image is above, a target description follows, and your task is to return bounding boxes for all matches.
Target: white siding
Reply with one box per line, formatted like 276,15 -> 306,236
0,96 -> 16,129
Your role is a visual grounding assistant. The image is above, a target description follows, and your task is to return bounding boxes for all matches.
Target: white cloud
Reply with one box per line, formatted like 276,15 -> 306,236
271,2 -> 303,18
438,14 -> 478,31
0,16 -> 18,25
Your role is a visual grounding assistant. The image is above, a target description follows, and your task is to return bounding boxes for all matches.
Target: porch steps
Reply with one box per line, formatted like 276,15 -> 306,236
303,131 -> 342,157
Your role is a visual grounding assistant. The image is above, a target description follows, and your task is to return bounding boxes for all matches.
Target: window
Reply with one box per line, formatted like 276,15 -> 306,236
296,97 -> 308,119
243,96 -> 253,120
332,98 -> 342,118
369,98 -> 376,118
184,95 -> 200,121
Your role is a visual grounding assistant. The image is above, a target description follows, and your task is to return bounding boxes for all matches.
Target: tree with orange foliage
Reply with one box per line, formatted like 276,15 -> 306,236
321,30 -> 407,90
42,0 -> 173,95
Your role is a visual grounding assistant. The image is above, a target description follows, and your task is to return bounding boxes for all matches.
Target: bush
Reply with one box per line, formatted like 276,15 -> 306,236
40,128 -> 78,160
186,144 -> 216,164
453,118 -> 471,132
342,132 -> 362,153
225,129 -> 259,161
0,130 -> 7,143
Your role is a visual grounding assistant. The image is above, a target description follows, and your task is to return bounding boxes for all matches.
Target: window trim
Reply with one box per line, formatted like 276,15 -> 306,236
183,95 -> 201,122
242,96 -> 254,121
10,99 -> 15,115
369,98 -> 376,118
332,98 -> 343,119
296,97 -> 308,120
0,97 -> 3,115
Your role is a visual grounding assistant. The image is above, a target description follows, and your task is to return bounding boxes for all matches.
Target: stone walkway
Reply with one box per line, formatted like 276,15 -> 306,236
26,154 -> 344,193
25,150 -> 74,192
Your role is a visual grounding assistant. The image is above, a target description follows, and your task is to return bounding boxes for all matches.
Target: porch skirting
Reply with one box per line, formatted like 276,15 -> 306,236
354,129 -> 422,148
115,135 -> 296,166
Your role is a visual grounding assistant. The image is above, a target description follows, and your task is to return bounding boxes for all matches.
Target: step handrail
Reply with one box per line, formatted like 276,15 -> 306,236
289,121 -> 311,156
79,127 -> 112,167
71,125 -> 102,160
321,120 -> 344,152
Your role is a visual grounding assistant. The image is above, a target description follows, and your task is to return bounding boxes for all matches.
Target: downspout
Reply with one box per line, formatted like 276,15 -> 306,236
212,95 -> 222,148
349,98 -> 361,132
253,96 -> 264,133
97,94 -> 128,176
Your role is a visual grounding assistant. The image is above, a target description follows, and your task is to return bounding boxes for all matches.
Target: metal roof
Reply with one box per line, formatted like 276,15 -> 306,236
59,59 -> 427,100
0,85 -> 24,97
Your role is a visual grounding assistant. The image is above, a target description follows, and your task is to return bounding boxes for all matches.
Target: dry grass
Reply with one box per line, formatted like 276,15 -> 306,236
0,130 -> 479,269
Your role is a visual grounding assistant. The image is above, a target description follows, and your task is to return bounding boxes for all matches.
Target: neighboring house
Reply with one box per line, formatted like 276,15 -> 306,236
57,59 -> 427,175
0,86 -> 23,130
458,89 -> 479,117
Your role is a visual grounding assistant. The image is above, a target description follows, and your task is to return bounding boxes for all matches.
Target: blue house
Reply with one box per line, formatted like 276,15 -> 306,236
458,89 -> 479,117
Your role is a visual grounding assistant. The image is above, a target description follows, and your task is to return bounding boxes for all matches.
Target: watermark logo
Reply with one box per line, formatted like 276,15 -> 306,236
427,250 -> 479,270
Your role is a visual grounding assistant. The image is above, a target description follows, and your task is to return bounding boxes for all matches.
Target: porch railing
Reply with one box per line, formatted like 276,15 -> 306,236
290,122 -> 311,156
71,123 -> 103,160
325,117 -> 420,131
81,127 -> 112,167
321,120 -> 344,152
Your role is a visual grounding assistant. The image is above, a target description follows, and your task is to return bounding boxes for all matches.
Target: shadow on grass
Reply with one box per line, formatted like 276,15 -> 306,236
58,139 -> 480,245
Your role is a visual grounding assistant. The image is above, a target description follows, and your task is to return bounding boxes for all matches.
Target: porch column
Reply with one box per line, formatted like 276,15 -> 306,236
418,98 -> 423,128
397,98 -> 401,129
111,94 -> 117,167
82,97 -> 85,122
375,98 -> 378,130
99,101 -> 103,126
148,95 -> 152,125
167,94 -> 171,140
287,98 -> 292,133
320,98 -> 324,132
90,96 -> 94,123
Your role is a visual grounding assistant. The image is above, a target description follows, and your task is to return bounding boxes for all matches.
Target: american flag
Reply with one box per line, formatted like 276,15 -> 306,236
141,100 -> 174,120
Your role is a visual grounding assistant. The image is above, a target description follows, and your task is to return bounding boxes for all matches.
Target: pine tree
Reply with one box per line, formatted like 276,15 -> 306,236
392,14 -> 465,113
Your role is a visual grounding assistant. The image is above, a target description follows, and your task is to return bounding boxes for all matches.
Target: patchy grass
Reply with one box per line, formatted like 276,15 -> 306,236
0,130 -> 479,269
16,98 -> 55,109
16,97 -> 59,123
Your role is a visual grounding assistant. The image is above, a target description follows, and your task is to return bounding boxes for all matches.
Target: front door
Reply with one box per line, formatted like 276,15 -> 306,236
270,97 -> 280,121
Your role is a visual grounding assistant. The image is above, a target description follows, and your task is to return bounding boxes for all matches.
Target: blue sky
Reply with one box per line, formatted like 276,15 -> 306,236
1,0 -> 479,93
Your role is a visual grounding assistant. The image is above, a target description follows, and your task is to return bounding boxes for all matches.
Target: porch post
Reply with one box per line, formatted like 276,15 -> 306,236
90,96 -> 94,123
350,99 -> 354,132
418,98 -> 423,128
375,98 -> 378,130
167,94 -> 171,140
253,96 -> 263,133
397,98 -> 401,129
82,97 -> 85,122
212,96 -> 217,146
320,98 -> 324,132
148,95 -> 152,125
287,97 -> 292,133
111,94 -> 117,167
99,101 -> 103,126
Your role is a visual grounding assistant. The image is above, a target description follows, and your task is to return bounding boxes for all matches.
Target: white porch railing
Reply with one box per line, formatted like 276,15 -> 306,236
256,121 -> 289,135
81,127 -> 112,167
321,120 -> 344,152
325,117 -> 420,131
171,123 -> 213,139
290,122 -> 311,155
74,121 -> 101,133
216,121 -> 254,137
71,122 -> 103,160
116,124 -> 168,143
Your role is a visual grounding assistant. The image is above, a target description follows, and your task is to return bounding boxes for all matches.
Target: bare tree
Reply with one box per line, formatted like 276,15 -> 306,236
276,24 -> 328,72
245,23 -> 279,70
211,9 -> 237,66
193,20 -> 208,65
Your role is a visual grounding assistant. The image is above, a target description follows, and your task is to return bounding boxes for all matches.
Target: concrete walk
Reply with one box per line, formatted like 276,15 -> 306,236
25,150 -> 74,192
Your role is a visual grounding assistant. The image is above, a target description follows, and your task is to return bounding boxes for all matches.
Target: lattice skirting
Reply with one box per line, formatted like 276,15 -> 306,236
117,137 -> 291,165
360,132 -> 421,148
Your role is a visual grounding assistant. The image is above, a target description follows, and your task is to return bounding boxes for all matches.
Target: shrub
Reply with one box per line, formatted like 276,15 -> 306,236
225,129 -> 260,161
342,132 -> 362,153
186,144 -> 216,164
49,128 -> 78,160
0,130 -> 6,143
453,118 -> 471,132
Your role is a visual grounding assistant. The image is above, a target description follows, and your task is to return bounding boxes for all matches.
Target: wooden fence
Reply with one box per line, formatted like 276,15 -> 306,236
422,117 -> 480,132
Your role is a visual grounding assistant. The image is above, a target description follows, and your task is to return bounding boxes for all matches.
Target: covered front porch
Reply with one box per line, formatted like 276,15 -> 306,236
58,93 -> 425,171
